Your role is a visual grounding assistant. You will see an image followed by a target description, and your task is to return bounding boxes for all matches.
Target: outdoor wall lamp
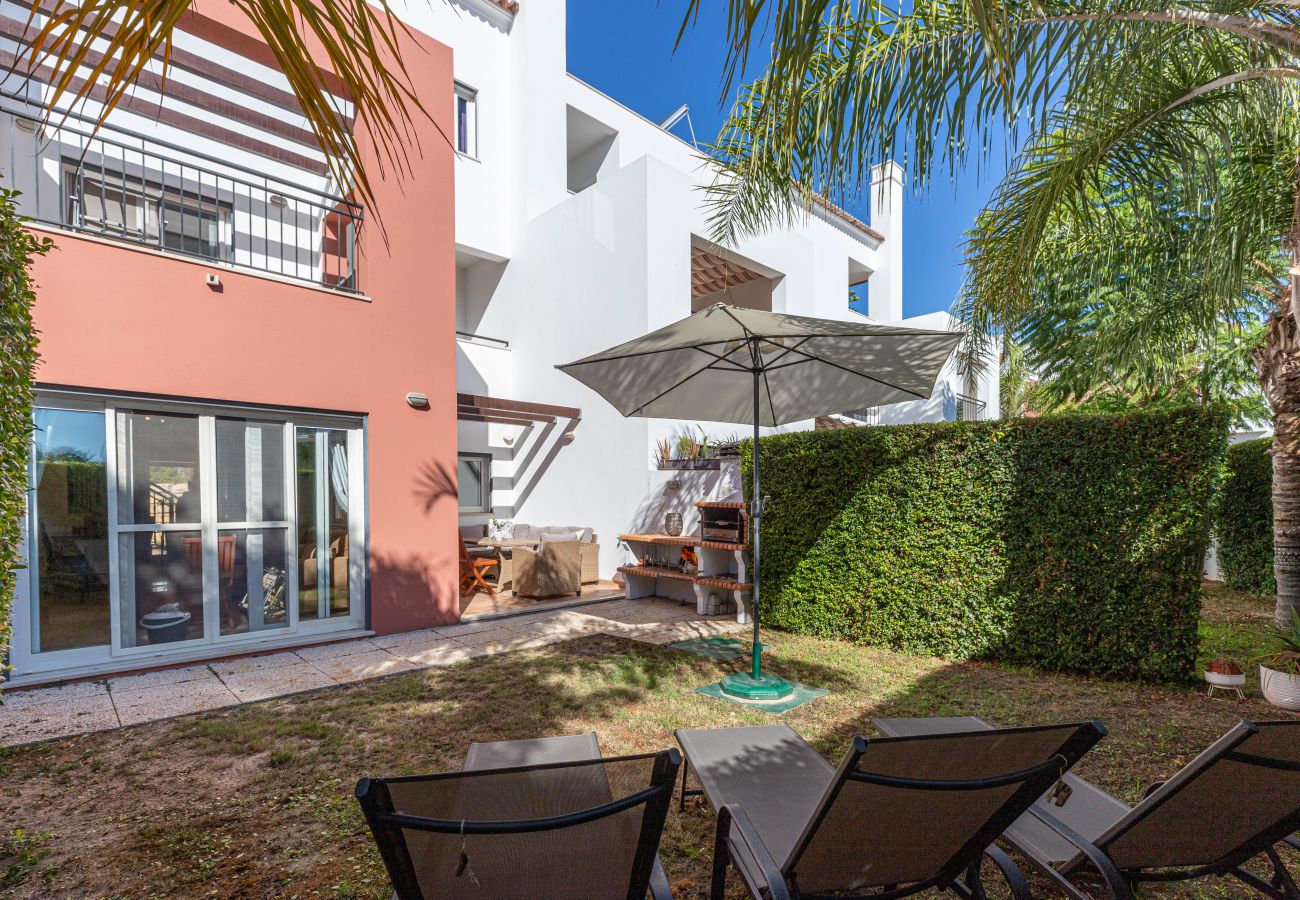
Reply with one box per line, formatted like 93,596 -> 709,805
405,392 -> 430,409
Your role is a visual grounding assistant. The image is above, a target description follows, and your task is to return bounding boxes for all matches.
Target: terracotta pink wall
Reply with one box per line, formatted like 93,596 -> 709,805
28,15 -> 460,633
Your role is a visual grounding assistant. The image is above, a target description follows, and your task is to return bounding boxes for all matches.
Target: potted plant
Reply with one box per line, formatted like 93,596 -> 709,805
1257,611 -> 1300,711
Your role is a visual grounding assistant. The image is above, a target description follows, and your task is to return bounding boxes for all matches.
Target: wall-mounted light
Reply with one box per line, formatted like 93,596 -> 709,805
406,392 -> 430,409
205,273 -> 222,290
14,117 -> 37,133
268,194 -> 289,208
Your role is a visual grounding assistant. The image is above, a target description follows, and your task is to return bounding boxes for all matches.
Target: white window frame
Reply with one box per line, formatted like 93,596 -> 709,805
457,452 -> 492,513
453,81 -> 479,159
12,391 -> 367,678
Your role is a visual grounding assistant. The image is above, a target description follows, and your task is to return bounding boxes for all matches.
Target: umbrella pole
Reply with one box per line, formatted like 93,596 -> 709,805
717,363 -> 793,701
750,368 -> 763,680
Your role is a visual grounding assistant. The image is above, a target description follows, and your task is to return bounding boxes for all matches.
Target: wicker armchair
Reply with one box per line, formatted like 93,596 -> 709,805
513,540 -> 583,598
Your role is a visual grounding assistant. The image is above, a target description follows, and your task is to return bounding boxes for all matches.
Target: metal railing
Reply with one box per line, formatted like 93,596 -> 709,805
2,99 -> 362,292
956,393 -> 987,421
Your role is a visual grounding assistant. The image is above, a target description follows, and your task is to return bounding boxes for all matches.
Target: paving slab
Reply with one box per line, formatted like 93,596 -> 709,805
387,641 -> 487,667
305,649 -> 416,683
218,664 -> 338,701
210,651 -> 307,676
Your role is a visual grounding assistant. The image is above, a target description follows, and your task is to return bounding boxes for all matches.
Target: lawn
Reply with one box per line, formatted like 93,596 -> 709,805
1,582 -> 1295,898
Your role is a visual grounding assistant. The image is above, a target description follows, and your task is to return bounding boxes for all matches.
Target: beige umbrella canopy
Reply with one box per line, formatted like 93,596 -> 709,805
558,303 -> 962,426
557,303 -> 962,700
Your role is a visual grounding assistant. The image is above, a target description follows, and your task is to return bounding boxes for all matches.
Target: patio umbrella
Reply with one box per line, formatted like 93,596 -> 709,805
557,303 -> 962,700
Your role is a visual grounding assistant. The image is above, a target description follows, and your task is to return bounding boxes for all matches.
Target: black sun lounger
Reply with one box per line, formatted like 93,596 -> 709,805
875,716 -> 1300,900
676,721 -> 1105,900
356,733 -> 680,899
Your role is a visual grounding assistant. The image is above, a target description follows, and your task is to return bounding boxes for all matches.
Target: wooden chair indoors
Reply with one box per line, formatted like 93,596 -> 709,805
459,536 -> 499,598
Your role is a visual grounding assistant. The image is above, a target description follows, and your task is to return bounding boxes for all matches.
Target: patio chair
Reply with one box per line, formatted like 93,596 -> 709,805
458,535 -> 498,598
873,716 -> 1300,900
355,745 -> 681,899
512,539 -> 582,598
675,721 -> 1105,900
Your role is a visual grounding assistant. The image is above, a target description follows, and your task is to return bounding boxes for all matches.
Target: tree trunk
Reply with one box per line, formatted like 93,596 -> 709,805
1254,286 -> 1300,628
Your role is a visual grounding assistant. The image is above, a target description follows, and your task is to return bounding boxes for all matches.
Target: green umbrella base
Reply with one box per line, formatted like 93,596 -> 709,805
697,677 -> 827,714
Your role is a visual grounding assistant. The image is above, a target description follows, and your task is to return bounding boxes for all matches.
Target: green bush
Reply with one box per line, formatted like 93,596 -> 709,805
742,406 -> 1228,681
1217,437 -> 1274,595
0,185 -> 51,685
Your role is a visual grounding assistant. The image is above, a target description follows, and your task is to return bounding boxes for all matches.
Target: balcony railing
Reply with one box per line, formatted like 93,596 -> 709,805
840,406 -> 881,426
2,100 -> 362,292
956,393 -> 987,421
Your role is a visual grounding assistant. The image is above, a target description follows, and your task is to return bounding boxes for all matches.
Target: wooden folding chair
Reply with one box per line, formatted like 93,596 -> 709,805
459,536 -> 499,597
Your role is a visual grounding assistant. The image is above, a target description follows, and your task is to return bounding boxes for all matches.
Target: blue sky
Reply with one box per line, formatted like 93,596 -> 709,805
566,0 -> 1013,319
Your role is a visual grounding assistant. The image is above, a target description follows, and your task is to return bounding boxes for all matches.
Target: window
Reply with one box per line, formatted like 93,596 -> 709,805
454,82 -> 478,157
18,396 -> 364,678
64,165 -> 231,261
457,453 -> 491,513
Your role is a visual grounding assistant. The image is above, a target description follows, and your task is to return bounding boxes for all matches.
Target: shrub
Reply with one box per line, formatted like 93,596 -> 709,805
1216,438 -> 1274,595
742,406 -> 1228,681
0,185 -> 51,686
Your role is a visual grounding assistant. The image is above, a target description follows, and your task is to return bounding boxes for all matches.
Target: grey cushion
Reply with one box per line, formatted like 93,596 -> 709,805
511,523 -> 537,540
541,525 -> 593,542
459,524 -> 487,540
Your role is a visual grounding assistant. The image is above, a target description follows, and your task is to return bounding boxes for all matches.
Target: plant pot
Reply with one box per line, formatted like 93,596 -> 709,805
140,610 -> 192,644
1260,665 -> 1300,710
663,512 -> 683,536
1203,670 -> 1246,688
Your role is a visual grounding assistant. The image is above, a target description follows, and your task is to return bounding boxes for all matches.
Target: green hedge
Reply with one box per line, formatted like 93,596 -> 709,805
1217,438 -> 1274,595
742,406 -> 1228,681
0,185 -> 51,686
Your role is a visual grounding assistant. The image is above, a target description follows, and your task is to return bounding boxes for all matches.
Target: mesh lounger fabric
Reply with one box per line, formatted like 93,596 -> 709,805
364,753 -> 670,899
873,716 -> 1131,864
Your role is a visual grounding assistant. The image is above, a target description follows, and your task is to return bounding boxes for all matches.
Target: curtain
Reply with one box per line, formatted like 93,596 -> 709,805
329,440 -> 349,514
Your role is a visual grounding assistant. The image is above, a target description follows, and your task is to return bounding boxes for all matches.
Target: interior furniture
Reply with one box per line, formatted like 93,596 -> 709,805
458,536 -> 499,598
354,742 -> 679,899
462,732 -> 673,899
512,539 -> 582,599
182,534 -> 238,629
674,721 -> 1104,900
874,716 -> 1300,900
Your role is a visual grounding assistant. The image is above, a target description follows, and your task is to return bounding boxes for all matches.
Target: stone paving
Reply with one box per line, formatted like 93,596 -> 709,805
0,598 -> 745,747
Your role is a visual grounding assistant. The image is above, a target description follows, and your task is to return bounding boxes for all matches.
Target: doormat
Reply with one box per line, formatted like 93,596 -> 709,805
695,679 -> 828,714
668,636 -> 748,660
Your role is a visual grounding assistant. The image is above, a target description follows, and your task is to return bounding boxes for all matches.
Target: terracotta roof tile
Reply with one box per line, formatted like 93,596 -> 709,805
810,193 -> 885,243
493,0 -> 519,13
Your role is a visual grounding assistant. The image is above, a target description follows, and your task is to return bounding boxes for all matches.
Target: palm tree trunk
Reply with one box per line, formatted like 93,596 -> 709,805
1255,250 -> 1300,627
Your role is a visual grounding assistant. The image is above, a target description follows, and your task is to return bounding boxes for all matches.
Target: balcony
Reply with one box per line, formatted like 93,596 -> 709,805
956,393 -> 987,421
2,103 -> 362,292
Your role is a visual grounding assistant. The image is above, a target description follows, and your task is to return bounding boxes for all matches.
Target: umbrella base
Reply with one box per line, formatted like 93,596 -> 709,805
719,671 -> 794,700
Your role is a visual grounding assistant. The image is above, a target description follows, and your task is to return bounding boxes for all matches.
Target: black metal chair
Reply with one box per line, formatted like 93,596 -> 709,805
355,748 -> 680,899
676,721 -> 1106,900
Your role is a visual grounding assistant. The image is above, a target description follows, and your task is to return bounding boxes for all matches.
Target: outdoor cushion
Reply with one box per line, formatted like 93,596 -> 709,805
510,523 -> 537,540
541,529 -> 584,543
541,525 -> 593,542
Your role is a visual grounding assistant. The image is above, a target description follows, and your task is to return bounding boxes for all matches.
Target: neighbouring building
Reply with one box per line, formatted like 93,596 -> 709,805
4,2 -> 458,686
409,0 -> 1000,577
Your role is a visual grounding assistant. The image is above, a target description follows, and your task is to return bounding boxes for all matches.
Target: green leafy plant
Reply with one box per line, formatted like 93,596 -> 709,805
1257,611 -> 1300,676
0,184 -> 52,689
1217,438 -> 1275,595
741,406 -> 1228,682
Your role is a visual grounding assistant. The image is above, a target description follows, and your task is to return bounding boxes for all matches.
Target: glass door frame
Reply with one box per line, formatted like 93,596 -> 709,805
15,390 -> 367,677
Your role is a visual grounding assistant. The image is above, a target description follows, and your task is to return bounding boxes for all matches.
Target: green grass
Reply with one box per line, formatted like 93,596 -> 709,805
0,583 -> 1295,898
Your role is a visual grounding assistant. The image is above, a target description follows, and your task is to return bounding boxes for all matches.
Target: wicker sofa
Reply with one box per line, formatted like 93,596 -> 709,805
459,523 -> 600,589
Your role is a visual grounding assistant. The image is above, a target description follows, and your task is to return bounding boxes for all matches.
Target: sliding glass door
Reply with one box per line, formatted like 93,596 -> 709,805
18,396 -> 364,676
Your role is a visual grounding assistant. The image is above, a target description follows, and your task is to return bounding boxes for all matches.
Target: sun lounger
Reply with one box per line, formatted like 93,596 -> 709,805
874,715 -> 1300,899
675,721 -> 1105,899
355,734 -> 680,898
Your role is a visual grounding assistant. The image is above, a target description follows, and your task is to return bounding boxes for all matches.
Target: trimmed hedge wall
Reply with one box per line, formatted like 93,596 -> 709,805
743,406 -> 1228,681
1217,438 -> 1274,595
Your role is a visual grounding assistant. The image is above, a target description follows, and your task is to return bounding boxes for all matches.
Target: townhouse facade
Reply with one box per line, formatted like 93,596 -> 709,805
5,2 -> 459,686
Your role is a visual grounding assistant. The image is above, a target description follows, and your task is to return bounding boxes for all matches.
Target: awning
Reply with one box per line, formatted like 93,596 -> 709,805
456,393 -> 581,427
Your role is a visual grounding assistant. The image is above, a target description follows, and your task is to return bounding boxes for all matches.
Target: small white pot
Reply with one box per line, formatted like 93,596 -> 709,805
1259,665 -> 1300,711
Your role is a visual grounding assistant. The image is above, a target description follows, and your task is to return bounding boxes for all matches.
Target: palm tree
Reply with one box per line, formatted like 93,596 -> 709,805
698,0 -> 1300,627
12,0 -> 435,208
